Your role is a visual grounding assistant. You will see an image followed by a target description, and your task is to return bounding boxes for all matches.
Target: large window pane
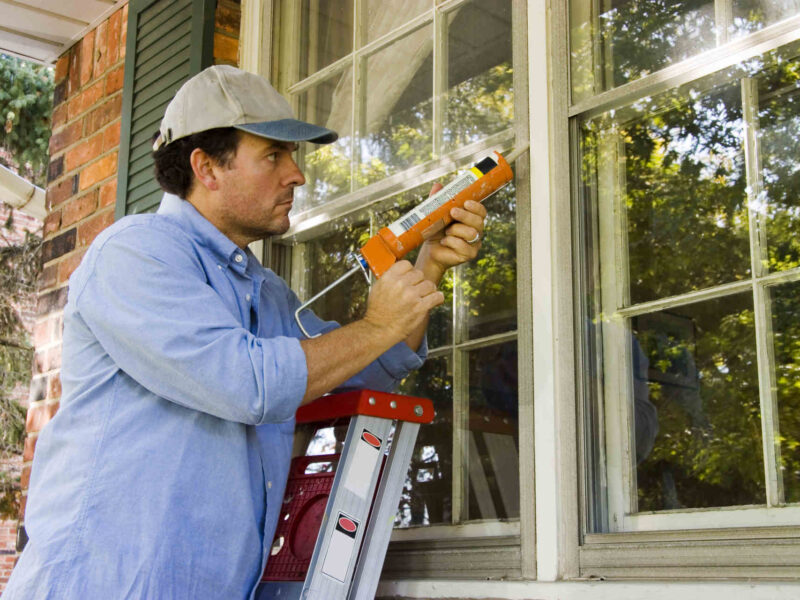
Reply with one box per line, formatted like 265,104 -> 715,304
396,355 -> 453,527
461,176 -> 517,339
632,295 -> 765,511
582,78 -> 750,306
571,0 -> 716,102
359,25 -> 433,187
299,0 -> 353,80
732,1 -> 800,38
445,0 -> 513,152
295,72 -> 353,211
770,282 -> 800,504
467,342 -> 519,521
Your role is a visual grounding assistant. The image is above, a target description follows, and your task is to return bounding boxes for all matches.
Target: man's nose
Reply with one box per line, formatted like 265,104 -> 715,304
283,156 -> 306,187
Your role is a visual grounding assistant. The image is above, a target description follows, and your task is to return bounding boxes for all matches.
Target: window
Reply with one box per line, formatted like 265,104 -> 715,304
572,0 -> 800,540
271,0 -> 528,548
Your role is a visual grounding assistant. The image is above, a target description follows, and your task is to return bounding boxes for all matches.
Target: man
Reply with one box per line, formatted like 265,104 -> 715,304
4,66 -> 486,599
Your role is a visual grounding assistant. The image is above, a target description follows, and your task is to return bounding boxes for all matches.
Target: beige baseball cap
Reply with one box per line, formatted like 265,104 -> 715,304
153,65 -> 337,151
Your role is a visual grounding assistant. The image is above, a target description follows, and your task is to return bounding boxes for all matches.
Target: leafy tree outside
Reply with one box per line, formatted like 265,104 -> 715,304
0,54 -> 53,519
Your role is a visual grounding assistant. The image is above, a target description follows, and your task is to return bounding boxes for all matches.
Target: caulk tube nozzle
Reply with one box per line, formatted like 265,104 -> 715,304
504,144 -> 530,165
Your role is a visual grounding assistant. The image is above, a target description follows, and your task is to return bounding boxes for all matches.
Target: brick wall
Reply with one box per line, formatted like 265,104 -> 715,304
14,0 -> 241,579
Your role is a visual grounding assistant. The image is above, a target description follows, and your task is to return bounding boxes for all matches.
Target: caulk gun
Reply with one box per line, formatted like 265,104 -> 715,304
294,145 -> 529,338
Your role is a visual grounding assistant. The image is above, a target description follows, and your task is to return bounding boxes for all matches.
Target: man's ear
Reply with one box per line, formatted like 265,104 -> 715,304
189,148 -> 220,192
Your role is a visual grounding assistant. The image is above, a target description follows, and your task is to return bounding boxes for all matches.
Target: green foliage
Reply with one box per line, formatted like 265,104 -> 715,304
0,54 -> 54,186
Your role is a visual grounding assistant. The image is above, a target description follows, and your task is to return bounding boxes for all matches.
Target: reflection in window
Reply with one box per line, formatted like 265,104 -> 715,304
770,282 -> 800,503
364,0 -> 431,43
359,25 -> 434,186
396,356 -> 453,527
305,218 -> 370,325
632,296 -> 765,511
732,1 -> 800,39
571,0 -> 715,101
462,176 -> 517,339
467,342 -> 519,521
295,73 -> 353,212
299,0 -> 353,80
445,0 -> 513,151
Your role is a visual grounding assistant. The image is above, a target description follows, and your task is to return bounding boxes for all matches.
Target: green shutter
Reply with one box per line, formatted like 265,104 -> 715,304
115,0 -> 216,219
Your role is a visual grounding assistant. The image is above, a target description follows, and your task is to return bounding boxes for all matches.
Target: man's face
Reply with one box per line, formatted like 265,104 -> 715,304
213,132 -> 305,242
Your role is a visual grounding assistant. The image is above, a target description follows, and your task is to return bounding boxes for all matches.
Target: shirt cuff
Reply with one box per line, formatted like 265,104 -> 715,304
377,335 -> 428,380
260,336 -> 308,423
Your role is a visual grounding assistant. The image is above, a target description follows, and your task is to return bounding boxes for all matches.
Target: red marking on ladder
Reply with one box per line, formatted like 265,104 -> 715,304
338,517 -> 357,533
361,431 -> 381,448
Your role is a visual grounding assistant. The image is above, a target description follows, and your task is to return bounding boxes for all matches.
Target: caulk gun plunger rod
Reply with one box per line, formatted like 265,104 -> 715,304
294,264 -> 362,339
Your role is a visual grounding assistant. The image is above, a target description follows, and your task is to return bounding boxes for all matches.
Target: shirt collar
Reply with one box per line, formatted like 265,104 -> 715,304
157,193 -> 249,273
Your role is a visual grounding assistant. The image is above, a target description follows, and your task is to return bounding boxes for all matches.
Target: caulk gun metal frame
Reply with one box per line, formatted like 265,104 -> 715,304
294,254 -> 371,339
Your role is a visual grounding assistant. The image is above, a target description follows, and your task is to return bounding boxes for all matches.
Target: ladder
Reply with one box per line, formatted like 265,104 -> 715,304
255,389 -> 434,600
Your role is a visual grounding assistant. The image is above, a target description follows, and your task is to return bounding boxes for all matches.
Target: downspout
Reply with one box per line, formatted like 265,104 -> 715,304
0,163 -> 46,221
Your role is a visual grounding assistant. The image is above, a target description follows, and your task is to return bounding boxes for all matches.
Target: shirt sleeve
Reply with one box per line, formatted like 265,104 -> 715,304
285,280 -> 427,393
73,224 -> 307,425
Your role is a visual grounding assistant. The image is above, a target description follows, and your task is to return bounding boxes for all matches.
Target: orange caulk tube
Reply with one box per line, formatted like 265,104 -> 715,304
359,151 -> 513,277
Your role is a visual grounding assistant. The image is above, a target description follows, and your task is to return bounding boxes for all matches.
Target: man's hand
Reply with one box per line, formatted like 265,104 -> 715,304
364,260 -> 444,344
415,182 -> 489,285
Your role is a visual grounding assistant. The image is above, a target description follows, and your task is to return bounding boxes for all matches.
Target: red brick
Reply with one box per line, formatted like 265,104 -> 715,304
42,210 -> 62,237
103,121 -> 121,151
67,79 -> 104,121
55,53 -> 69,82
22,434 -> 36,463
49,120 -> 82,155
99,179 -> 117,208
79,32 -> 94,86
48,374 -> 62,400
57,249 -> 86,283
62,191 -> 98,227
106,65 -> 124,95
79,152 -> 117,190
93,21 -> 109,79
65,134 -> 103,172
86,96 -> 122,136
51,103 -> 68,129
78,209 -> 114,247
47,345 -> 62,372
19,493 -> 26,518
20,466 -> 30,489
46,178 -> 75,210
107,9 -> 122,64
26,402 -> 59,434
120,4 -> 128,59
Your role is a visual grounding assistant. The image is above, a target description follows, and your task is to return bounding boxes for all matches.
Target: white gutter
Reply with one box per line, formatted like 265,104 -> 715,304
0,163 -> 46,221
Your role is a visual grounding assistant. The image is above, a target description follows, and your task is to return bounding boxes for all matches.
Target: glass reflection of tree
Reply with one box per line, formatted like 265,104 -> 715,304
396,357 -> 453,527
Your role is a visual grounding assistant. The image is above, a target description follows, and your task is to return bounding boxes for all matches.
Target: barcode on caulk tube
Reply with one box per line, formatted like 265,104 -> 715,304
387,171 -> 479,238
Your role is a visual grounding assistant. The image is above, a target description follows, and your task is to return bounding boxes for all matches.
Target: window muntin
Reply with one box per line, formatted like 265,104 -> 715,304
576,33 -> 800,530
275,0 -> 521,533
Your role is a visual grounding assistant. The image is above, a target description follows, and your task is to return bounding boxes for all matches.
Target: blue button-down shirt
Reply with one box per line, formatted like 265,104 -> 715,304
4,195 -> 425,600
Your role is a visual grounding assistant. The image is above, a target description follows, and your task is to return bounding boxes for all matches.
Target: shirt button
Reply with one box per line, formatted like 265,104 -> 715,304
234,254 -> 243,263
217,265 -> 222,270
245,294 -> 252,302
267,481 -> 272,489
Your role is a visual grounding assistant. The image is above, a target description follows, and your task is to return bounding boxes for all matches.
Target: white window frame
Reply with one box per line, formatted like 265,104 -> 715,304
242,0 -> 537,579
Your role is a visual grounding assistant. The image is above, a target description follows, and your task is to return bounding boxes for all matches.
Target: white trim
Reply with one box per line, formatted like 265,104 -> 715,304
390,520 -> 519,542
377,579 -> 800,600
623,504 -> 800,531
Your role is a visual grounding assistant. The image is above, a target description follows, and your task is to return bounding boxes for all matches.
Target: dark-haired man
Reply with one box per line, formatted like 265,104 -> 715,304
4,66 -> 486,599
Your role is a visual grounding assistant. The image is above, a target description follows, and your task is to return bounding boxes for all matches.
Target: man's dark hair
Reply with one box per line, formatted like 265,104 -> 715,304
152,127 -> 241,198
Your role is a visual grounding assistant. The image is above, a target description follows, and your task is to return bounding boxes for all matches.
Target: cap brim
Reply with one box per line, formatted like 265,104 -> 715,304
234,119 -> 338,144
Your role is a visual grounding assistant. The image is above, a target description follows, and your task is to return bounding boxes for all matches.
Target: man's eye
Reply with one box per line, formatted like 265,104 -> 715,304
266,153 -> 277,163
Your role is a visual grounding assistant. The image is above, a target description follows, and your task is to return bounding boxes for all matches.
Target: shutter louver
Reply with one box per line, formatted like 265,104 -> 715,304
115,0 -> 215,219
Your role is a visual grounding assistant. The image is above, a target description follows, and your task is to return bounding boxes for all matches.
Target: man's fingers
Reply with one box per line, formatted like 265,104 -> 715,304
429,182 -> 444,197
